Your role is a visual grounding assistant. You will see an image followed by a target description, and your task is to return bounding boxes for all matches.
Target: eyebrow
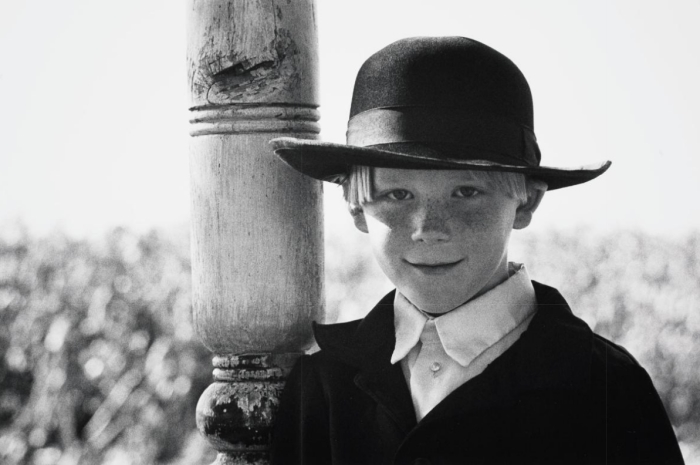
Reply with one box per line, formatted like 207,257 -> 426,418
375,175 -> 486,186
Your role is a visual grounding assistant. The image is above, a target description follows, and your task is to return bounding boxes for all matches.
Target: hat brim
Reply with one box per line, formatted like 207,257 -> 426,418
271,137 -> 611,191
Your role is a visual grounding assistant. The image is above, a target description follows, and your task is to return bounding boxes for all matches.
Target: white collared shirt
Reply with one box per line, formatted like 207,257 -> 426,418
391,263 -> 537,420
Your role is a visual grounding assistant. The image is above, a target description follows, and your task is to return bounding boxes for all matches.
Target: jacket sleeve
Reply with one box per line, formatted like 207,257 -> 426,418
271,355 -> 332,465
631,366 -> 685,465
608,364 -> 685,465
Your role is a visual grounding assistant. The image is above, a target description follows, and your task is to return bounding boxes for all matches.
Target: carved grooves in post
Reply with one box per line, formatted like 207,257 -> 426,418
189,104 -> 320,137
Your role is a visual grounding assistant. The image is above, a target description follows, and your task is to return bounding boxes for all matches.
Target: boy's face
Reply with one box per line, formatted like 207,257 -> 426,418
353,168 -> 537,313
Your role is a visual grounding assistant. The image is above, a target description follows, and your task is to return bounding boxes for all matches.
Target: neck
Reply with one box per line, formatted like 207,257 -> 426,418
413,260 -> 513,315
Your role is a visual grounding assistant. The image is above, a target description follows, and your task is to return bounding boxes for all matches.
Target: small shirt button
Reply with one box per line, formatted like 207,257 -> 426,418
429,362 -> 441,374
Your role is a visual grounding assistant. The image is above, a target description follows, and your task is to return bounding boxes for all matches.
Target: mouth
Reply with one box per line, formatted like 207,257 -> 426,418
406,259 -> 463,275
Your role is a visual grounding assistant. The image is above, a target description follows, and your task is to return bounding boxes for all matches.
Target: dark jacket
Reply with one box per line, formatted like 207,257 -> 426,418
271,282 -> 684,465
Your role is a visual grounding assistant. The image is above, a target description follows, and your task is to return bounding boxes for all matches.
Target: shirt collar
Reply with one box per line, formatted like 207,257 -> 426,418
391,263 -> 537,367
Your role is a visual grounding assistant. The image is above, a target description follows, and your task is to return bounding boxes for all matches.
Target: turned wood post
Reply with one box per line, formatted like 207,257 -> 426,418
186,1 -> 322,463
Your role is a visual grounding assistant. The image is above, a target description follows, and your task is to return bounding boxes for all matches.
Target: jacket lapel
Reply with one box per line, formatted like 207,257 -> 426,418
354,361 -> 417,435
417,281 -> 594,425
314,290 -> 418,434
313,282 -> 593,434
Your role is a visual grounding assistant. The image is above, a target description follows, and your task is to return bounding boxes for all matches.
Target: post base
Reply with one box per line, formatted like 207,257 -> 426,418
196,353 -> 301,465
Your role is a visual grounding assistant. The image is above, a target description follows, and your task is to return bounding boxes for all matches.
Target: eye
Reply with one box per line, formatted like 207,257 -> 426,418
454,186 -> 481,198
385,189 -> 413,201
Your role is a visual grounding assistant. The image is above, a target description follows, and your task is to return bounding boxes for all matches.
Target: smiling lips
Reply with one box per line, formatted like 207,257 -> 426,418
406,259 -> 463,275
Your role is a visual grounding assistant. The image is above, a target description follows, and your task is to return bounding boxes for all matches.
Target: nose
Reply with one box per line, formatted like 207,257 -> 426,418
410,202 -> 451,243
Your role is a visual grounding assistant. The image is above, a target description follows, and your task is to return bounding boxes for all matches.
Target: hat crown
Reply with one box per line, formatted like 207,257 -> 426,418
350,36 -> 534,129
271,36 -> 611,191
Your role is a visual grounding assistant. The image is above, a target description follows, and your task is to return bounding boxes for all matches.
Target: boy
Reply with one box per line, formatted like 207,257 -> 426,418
269,37 -> 683,464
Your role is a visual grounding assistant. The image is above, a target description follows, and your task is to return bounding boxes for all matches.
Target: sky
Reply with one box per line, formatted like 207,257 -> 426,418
1,0 -> 699,239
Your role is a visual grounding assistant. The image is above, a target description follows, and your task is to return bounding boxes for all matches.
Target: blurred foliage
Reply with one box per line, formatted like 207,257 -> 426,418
0,226 -> 215,465
1,225 -> 699,464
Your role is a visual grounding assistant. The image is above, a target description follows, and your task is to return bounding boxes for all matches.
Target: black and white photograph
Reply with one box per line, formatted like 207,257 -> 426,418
0,1 -> 698,464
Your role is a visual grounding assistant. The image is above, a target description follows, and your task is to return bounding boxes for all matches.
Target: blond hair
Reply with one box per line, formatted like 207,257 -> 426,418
340,166 -> 531,215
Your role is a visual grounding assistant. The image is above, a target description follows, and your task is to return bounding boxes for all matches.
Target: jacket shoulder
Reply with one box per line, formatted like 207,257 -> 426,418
591,332 -> 641,368
308,318 -> 368,367
531,280 -> 641,370
310,290 -> 397,366
312,319 -> 362,351
313,319 -> 362,345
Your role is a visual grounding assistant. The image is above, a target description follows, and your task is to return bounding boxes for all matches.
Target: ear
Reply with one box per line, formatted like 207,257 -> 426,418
513,179 -> 547,230
351,210 -> 369,233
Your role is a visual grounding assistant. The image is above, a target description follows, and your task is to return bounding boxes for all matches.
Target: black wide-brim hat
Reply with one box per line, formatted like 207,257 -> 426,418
272,36 -> 611,190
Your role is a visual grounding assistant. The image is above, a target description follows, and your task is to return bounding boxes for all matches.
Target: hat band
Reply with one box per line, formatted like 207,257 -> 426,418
346,107 -> 540,166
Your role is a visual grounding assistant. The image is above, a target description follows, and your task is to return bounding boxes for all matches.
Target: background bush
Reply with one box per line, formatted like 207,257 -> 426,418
1,225 -> 698,464
0,227 -> 213,465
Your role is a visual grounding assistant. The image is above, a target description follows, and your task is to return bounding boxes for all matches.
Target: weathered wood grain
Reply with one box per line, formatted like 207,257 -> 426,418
187,0 -> 322,354
189,134 -> 323,354
186,1 -> 321,462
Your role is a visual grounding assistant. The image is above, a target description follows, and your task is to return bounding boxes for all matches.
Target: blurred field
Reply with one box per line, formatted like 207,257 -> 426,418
1,224 -> 699,464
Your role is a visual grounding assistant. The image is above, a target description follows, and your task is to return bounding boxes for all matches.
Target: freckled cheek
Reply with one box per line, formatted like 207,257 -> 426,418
447,211 -> 514,265
364,207 -> 413,239
365,216 -> 410,274
451,207 -> 514,236
364,206 -> 409,227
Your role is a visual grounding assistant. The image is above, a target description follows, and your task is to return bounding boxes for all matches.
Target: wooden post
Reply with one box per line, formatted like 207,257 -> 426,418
186,1 -> 322,463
